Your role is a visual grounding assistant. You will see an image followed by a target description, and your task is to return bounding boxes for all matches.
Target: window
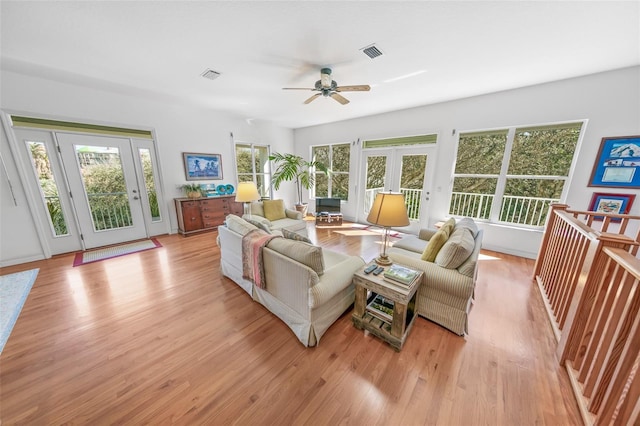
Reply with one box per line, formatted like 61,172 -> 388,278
26,141 -> 69,236
235,143 -> 271,198
450,122 -> 583,227
312,143 -> 350,200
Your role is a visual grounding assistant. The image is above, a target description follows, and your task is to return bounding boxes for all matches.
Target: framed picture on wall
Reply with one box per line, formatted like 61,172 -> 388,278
588,192 -> 636,222
183,152 -> 223,181
589,135 -> 640,188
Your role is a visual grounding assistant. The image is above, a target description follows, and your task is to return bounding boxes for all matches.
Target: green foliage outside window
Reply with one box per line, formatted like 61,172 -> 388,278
450,124 -> 582,226
313,143 -> 350,200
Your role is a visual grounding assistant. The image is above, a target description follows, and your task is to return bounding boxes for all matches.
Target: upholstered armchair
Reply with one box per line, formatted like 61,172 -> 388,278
242,199 -> 308,237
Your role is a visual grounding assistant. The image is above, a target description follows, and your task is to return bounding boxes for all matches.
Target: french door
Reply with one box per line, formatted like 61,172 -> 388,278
15,128 -> 165,253
359,146 -> 436,233
57,133 -> 148,248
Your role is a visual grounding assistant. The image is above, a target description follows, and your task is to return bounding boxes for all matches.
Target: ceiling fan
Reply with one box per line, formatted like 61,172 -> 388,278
282,68 -> 371,105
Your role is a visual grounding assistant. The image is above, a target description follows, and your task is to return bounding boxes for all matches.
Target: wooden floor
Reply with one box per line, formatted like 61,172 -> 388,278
0,221 -> 581,425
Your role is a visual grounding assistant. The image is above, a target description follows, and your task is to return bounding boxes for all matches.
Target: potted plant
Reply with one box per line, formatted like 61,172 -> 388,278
269,152 -> 329,216
181,183 -> 203,199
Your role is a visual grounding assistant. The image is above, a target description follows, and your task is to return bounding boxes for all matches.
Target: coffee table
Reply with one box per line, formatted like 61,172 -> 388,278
351,262 -> 422,351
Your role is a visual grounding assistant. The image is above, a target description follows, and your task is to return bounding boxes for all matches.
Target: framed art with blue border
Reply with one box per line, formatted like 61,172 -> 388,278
183,152 -> 223,181
589,135 -> 640,188
588,192 -> 635,222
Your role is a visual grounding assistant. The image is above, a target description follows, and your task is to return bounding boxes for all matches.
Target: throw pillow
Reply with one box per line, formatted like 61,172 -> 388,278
421,228 -> 450,262
267,238 -> 324,275
246,218 -> 271,233
225,214 -> 258,236
263,199 -> 287,221
436,227 -> 475,269
455,217 -> 479,238
249,201 -> 265,218
282,228 -> 312,244
440,217 -> 456,235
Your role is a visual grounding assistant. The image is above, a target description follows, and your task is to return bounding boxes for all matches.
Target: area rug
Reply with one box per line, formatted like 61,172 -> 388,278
0,268 -> 39,353
334,224 -> 405,238
73,238 -> 162,266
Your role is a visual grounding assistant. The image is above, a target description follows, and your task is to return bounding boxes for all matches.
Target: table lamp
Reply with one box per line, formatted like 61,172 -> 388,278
367,192 -> 410,265
235,181 -> 260,218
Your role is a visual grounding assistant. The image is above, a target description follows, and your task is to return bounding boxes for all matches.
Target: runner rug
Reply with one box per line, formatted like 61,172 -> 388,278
0,268 -> 39,353
73,238 -> 162,267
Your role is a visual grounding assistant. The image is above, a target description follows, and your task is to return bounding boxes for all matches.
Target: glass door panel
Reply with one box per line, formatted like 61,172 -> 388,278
399,154 -> 427,221
26,141 -> 70,236
138,148 -> 161,222
363,152 -> 390,215
76,144 -> 133,231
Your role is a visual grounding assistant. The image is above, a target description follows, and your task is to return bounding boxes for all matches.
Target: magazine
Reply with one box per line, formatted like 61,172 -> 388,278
383,264 -> 419,285
366,294 -> 394,322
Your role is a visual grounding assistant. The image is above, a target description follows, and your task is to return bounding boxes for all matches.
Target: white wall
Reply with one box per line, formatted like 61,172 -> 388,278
0,70 -> 295,266
294,66 -> 640,258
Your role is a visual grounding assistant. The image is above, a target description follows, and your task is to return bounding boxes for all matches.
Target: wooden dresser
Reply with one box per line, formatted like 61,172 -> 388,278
174,196 -> 243,236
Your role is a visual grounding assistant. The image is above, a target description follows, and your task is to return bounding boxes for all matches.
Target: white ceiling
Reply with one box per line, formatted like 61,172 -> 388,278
1,1 -> 639,129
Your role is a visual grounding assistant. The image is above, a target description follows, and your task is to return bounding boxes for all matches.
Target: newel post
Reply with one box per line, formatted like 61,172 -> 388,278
557,233 -> 638,363
533,203 -> 569,280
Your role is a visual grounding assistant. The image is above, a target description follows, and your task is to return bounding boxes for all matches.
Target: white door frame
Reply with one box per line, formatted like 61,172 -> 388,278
358,145 -> 437,233
56,132 -> 148,249
3,111 -> 169,256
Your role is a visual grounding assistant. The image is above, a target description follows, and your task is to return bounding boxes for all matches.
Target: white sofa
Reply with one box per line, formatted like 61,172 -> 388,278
217,215 -> 365,346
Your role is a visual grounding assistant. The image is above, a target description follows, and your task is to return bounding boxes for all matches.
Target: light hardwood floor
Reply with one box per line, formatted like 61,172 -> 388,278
0,222 -> 581,425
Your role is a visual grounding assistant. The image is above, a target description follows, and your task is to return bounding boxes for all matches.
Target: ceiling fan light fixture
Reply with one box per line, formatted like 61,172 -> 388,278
320,68 -> 332,88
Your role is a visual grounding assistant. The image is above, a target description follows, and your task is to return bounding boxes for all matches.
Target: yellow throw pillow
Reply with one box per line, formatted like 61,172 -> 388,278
441,217 -> 456,235
263,199 -> 287,221
421,228 -> 450,262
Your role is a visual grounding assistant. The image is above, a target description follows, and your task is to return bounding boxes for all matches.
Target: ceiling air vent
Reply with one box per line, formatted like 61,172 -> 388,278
201,69 -> 221,80
361,44 -> 383,59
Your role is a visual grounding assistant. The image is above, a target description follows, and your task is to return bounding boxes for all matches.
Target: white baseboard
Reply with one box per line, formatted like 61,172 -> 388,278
0,254 -> 46,268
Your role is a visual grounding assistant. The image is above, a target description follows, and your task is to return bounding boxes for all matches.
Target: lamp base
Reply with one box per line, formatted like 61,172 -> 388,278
374,255 -> 393,266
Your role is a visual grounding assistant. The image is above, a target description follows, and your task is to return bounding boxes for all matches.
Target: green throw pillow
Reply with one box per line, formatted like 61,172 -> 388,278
421,228 -> 450,262
263,199 -> 286,221
441,217 -> 456,235
282,228 -> 312,244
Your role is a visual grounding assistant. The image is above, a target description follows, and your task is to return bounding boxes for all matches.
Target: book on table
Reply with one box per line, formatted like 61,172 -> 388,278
383,264 -> 420,286
366,294 -> 394,322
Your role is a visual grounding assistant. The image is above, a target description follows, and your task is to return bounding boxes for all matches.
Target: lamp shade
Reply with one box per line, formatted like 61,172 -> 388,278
235,182 -> 260,202
367,192 -> 410,227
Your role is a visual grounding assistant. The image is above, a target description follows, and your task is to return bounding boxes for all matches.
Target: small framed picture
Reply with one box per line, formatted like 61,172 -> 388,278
589,135 -> 640,188
588,192 -> 636,222
183,152 -> 223,181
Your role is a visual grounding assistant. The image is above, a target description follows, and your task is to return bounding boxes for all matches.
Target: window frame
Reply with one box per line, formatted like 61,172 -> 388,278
450,121 -> 585,228
234,142 -> 272,199
311,142 -> 351,201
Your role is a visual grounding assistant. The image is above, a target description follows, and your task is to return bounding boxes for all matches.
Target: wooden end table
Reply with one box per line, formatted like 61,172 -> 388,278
352,262 -> 423,351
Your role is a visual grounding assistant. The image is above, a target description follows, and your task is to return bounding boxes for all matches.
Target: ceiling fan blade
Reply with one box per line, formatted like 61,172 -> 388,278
335,85 -> 371,92
283,87 -> 315,90
330,92 -> 350,105
304,93 -> 322,104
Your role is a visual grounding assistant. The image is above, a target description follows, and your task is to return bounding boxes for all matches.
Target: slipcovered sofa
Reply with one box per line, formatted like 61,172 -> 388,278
242,199 -> 308,237
217,214 -> 365,346
387,217 -> 483,335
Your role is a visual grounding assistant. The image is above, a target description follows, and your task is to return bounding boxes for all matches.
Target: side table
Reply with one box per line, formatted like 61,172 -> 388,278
352,262 -> 423,351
